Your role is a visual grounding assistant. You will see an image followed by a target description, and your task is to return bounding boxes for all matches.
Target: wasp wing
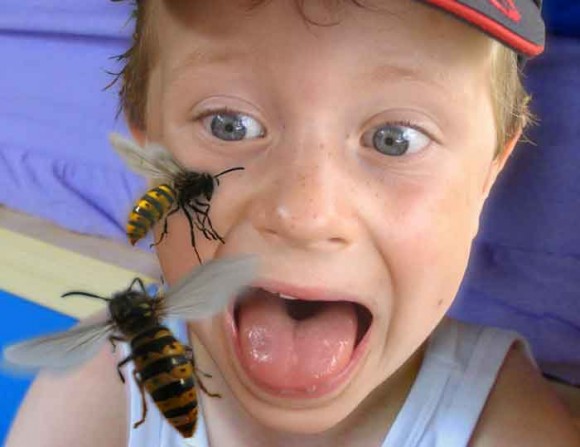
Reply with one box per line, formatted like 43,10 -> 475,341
163,255 -> 258,321
109,132 -> 184,181
3,320 -> 114,373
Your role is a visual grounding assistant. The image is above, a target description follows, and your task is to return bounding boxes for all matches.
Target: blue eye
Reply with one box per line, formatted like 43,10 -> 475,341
362,124 -> 430,156
203,112 -> 265,141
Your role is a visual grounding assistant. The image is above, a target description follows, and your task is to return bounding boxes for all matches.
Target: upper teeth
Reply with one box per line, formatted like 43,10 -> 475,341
275,292 -> 298,301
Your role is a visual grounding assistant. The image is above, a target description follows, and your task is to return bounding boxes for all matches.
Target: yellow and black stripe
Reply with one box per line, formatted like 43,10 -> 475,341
127,184 -> 176,245
131,326 -> 199,437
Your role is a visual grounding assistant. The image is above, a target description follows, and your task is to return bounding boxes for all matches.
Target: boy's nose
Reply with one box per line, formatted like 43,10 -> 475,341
250,149 -> 356,252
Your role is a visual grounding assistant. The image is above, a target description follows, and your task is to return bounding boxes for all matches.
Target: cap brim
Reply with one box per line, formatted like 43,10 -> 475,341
418,0 -> 545,57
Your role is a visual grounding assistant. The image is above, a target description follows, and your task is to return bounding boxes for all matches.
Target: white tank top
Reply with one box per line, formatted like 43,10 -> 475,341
125,318 -> 533,447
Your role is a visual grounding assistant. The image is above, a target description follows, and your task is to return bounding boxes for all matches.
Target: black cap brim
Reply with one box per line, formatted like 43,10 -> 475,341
418,0 -> 545,56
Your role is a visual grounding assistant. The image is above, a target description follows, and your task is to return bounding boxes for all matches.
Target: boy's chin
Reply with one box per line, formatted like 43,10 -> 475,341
230,386 -> 368,435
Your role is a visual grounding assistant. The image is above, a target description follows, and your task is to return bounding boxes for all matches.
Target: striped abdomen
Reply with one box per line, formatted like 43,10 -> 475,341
127,184 -> 176,245
131,326 -> 198,438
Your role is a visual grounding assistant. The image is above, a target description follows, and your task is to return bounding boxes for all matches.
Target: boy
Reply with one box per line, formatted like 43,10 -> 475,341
7,1 -> 580,446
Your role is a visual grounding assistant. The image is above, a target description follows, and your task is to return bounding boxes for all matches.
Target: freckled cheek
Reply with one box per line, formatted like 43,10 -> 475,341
373,185 -> 478,299
203,179 -> 254,241
419,201 -> 475,268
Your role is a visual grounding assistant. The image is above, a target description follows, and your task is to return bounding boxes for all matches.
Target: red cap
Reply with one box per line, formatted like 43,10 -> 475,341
418,0 -> 545,57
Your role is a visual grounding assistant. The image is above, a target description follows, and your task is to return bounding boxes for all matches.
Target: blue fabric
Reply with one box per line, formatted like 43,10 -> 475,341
450,35 -> 580,384
0,0 -> 145,241
543,0 -> 580,37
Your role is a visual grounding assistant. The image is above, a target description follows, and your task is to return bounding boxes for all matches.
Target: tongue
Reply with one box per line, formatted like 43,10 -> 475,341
238,290 -> 357,392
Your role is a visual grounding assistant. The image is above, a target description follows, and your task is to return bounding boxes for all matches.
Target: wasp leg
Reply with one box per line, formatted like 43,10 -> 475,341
188,202 -> 214,240
182,207 -> 202,264
191,199 -> 210,220
109,335 -> 127,353
192,367 -> 221,399
191,200 -> 211,226
195,369 -> 212,379
184,346 -> 212,378
191,201 -> 223,243
194,217 -> 214,240
150,205 -> 180,248
132,369 -> 149,429
198,210 -> 222,243
116,354 -> 133,383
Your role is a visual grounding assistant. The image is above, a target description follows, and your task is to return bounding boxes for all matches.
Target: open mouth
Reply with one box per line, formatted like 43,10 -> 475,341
229,287 -> 373,397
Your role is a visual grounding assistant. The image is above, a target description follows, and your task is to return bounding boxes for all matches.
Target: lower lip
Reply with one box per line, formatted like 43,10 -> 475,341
223,303 -> 372,399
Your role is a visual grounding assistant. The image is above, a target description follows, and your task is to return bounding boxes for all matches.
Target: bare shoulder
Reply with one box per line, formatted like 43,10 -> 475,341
5,343 -> 127,447
470,343 -> 580,447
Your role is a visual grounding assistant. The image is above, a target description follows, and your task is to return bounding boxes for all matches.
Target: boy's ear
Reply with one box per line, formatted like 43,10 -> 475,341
128,122 -> 147,147
471,130 -> 522,239
481,129 -> 522,199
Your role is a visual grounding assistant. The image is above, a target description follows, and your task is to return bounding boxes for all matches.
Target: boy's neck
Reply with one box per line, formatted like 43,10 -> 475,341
200,343 -> 425,447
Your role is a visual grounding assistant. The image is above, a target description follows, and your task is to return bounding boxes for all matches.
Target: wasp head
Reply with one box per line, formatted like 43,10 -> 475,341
109,290 -> 158,337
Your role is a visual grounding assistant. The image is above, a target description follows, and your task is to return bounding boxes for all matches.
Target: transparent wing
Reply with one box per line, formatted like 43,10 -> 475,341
163,255 -> 259,320
3,319 -> 114,373
109,132 -> 184,180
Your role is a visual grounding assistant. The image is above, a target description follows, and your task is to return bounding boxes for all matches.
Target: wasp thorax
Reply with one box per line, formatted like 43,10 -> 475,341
109,291 -> 158,337
174,172 -> 216,203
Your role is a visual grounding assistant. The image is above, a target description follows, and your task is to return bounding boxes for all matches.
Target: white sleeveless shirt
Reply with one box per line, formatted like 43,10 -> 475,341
125,318 -> 533,447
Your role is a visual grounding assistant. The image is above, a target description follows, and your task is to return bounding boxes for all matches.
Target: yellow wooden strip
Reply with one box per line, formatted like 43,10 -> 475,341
0,228 -> 155,320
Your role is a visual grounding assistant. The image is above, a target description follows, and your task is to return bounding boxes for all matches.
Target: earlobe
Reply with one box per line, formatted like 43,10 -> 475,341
128,121 -> 147,147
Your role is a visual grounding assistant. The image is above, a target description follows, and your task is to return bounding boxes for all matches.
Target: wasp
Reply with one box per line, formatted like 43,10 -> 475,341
109,133 -> 244,263
4,256 -> 257,438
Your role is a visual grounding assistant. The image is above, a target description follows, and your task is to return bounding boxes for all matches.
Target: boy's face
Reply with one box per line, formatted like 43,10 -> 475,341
146,0 -> 509,433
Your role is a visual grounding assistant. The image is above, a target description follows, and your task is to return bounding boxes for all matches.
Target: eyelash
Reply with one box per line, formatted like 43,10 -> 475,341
192,106 -> 240,121
379,120 -> 435,142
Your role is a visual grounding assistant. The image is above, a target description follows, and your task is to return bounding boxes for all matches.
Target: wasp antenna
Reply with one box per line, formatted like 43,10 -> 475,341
61,291 -> 111,302
214,166 -> 244,179
129,278 -> 147,293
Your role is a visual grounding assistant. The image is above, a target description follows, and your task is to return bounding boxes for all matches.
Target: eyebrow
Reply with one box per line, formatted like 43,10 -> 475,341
169,47 -> 250,82
365,63 -> 449,92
